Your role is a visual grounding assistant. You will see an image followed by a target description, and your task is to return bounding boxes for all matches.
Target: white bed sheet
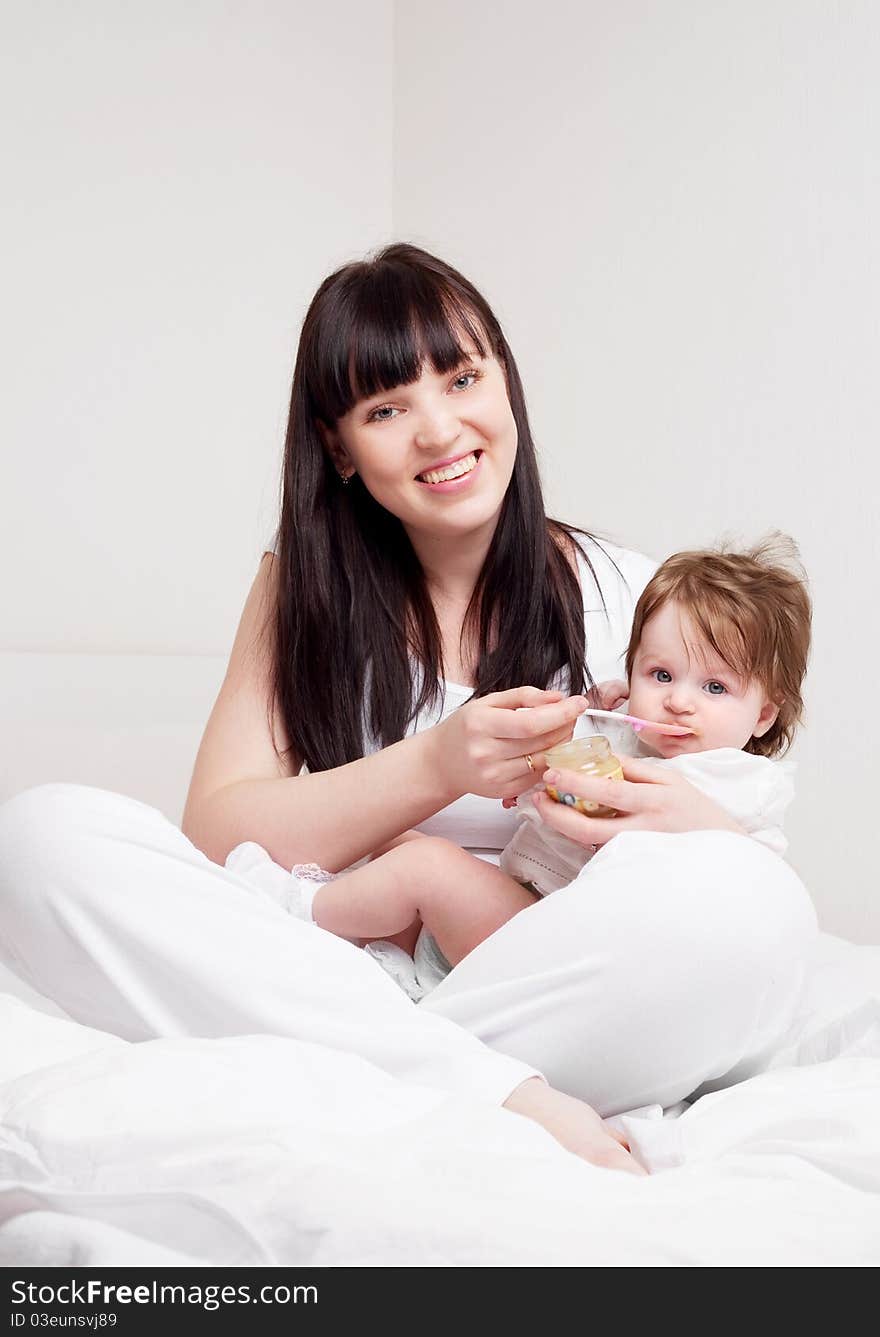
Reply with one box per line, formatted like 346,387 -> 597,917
1,930 -> 878,1268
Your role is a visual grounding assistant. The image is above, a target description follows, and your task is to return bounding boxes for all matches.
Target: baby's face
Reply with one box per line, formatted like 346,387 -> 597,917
627,601 -> 779,758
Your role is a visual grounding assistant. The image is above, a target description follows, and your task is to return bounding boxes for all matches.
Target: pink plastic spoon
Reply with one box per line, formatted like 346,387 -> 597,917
579,708 -> 693,737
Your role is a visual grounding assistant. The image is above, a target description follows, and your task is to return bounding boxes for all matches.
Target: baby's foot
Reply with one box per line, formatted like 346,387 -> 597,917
288,863 -> 336,922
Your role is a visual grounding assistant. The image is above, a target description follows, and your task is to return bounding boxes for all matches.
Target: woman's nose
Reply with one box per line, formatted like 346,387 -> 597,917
413,406 -> 461,452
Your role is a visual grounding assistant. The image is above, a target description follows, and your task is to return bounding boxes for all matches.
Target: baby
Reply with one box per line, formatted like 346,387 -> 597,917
501,533 -> 811,897
230,535 -> 811,1002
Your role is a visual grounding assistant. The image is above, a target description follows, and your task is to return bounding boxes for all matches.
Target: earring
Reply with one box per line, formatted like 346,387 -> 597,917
339,471 -> 352,486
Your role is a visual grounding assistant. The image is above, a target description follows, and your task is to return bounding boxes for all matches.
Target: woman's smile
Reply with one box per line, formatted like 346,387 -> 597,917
416,449 -> 484,491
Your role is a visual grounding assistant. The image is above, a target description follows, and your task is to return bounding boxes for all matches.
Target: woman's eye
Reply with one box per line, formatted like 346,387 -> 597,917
704,681 -> 727,695
451,370 -> 480,392
651,669 -> 672,684
368,404 -> 400,423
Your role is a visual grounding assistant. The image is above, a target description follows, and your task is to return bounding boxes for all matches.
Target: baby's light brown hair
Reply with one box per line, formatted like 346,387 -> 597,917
625,534 -> 812,758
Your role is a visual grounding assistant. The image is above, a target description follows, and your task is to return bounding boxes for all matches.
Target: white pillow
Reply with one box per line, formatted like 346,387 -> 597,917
762,932 -> 880,1069
765,999 -> 880,1070
715,932 -> 880,1083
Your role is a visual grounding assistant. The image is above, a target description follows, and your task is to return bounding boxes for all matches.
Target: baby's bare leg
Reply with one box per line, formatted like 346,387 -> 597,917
367,829 -> 429,956
313,837 -> 537,964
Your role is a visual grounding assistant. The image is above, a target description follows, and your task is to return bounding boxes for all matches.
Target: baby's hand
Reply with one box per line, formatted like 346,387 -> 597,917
587,679 -> 629,712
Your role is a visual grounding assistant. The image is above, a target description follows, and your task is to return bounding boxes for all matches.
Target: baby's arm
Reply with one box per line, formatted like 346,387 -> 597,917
313,838 -> 538,966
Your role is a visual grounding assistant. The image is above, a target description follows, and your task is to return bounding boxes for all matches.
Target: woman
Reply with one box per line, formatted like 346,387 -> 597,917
0,244 -> 815,1175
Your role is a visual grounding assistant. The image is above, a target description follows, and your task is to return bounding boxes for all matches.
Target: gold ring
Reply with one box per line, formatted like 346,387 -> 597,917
524,754 -> 535,772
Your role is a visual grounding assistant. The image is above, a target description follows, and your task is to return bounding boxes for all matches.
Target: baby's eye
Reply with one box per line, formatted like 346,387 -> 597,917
651,669 -> 672,684
704,681 -> 727,695
368,404 -> 400,423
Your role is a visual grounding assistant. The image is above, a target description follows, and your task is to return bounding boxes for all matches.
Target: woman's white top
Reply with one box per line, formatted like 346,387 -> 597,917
269,531 -> 657,863
394,535 -> 657,863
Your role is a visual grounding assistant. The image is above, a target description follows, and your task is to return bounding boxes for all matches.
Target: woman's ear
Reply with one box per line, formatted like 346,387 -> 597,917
317,420 -> 352,476
752,698 -> 781,739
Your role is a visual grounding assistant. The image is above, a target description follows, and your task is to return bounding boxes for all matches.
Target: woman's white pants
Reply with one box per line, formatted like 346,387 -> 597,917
0,783 -> 817,1116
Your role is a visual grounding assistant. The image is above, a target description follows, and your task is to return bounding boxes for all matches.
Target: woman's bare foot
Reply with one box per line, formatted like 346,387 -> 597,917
502,1077 -> 648,1176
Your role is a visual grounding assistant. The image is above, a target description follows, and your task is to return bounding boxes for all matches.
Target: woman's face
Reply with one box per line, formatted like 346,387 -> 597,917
321,348 -> 518,544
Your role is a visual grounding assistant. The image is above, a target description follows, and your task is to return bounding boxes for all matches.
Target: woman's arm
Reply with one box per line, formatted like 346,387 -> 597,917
182,555 -> 589,871
182,555 -> 464,869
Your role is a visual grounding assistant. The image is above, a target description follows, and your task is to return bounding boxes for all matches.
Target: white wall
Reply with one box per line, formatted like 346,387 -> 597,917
4,2 -> 877,942
1,1 -> 392,823
394,1 -> 880,942
2,0 -> 392,655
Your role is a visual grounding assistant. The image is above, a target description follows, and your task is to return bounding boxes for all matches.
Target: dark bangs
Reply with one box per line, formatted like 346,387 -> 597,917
303,248 -> 499,424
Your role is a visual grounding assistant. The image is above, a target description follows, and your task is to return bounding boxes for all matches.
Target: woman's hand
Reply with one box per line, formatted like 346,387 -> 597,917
503,1077 -> 647,1176
429,686 -> 589,802
531,755 -> 745,847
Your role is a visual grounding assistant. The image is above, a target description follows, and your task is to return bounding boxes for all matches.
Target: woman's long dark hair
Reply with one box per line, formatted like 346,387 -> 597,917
270,243 -> 606,773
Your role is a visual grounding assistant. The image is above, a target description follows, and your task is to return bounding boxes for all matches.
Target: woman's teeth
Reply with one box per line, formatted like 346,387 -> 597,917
417,452 -> 479,485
